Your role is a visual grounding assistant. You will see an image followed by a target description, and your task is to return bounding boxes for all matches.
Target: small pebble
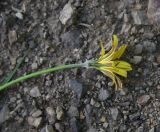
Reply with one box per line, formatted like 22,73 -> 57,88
56,106 -> 63,120
15,12 -> 23,19
31,62 -> 38,70
30,87 -> 41,97
156,55 -> 160,64
131,56 -> 142,64
137,95 -> 150,105
32,110 -> 42,118
8,30 -> 17,45
28,116 -> 42,128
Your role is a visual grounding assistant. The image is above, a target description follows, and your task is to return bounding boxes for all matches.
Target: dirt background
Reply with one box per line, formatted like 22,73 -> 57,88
0,0 -> 160,132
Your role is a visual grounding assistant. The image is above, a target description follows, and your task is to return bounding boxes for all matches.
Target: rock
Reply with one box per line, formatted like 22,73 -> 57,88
59,2 -> 73,25
15,12 -> 23,19
87,127 -> 97,132
28,116 -> 42,128
147,0 -> 160,25
129,112 -> 140,121
100,116 -> 106,123
8,30 -> 17,45
155,124 -> 160,131
40,125 -> 55,132
149,127 -> 155,132
30,86 -> 41,97
131,10 -> 149,25
103,122 -> 108,128
0,105 -> 10,124
0,69 -> 3,76
90,98 -> 100,108
32,110 -> 42,117
67,106 -> 79,117
137,95 -> 150,105
134,44 -> 143,55
68,79 -> 83,100
55,123 -> 64,132
143,32 -> 154,39
98,88 -> 110,101
31,62 -> 38,70
110,108 -> 119,120
84,104 -> 92,126
61,30 -> 82,49
131,56 -> 142,64
143,41 -> 156,53
10,57 -> 17,66
0,16 -> 3,26
46,107 -> 56,124
156,55 -> 160,64
70,117 -> 78,132
56,106 -> 63,120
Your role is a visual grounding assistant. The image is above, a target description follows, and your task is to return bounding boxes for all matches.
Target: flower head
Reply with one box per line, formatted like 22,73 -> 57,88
90,35 -> 132,90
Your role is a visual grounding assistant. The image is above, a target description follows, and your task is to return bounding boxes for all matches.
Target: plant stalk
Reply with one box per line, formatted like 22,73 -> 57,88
0,63 -> 84,91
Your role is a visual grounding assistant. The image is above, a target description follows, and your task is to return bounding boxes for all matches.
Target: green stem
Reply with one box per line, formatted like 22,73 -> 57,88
0,63 -> 84,92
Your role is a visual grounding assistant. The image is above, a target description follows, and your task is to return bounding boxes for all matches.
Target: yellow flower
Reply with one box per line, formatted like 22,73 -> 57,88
91,35 -> 132,90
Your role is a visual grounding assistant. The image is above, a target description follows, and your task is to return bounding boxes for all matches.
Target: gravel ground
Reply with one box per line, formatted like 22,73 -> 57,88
0,0 -> 160,132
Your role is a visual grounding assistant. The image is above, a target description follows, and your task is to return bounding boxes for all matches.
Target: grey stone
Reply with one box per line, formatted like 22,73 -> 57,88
61,30 -> 82,48
68,79 -> 83,100
67,106 -> 79,117
132,10 -> 149,25
156,55 -> 160,64
8,30 -> 17,45
98,88 -> 110,101
55,123 -> 64,132
70,117 -> 78,132
56,106 -> 63,120
143,32 -> 154,39
59,2 -> 73,25
143,41 -> 156,53
15,12 -> 23,19
129,112 -> 140,121
103,122 -> 109,128
147,0 -> 160,25
40,125 -> 55,132
87,127 -> 97,132
46,107 -> 56,124
0,105 -> 9,124
110,108 -> 119,120
32,110 -> 42,117
137,95 -> 150,105
0,69 -> 3,76
132,56 -> 142,64
28,116 -> 42,128
30,86 -> 41,97
90,98 -> 100,108
149,127 -> 155,132
134,44 -> 143,55
31,62 -> 38,70
84,104 -> 92,126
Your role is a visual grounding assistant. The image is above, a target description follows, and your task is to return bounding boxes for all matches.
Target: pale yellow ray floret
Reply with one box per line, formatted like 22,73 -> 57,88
94,35 -> 132,90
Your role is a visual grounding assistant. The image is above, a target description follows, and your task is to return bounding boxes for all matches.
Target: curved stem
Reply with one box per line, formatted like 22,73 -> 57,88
0,63 -> 84,91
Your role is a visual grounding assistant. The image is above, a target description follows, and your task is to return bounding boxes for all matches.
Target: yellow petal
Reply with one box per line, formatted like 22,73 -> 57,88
114,61 -> 132,71
99,35 -> 119,61
99,44 -> 127,62
101,70 -> 116,86
105,67 -> 127,78
101,70 -> 122,90
113,35 -> 118,48
115,75 -> 123,90
111,45 -> 127,60
100,40 -> 105,57
98,66 -> 123,90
